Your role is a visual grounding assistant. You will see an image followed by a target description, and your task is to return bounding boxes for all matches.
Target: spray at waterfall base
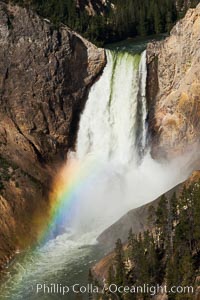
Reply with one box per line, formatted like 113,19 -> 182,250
37,49 -> 196,244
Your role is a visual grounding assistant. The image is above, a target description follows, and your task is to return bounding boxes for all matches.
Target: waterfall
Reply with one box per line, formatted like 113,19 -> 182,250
136,51 -> 148,158
77,50 -> 148,166
45,48 -> 192,239
72,49 -> 151,234
71,49 -> 190,236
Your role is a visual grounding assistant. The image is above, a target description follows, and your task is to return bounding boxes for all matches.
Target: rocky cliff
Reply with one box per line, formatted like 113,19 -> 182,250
147,3 -> 200,160
0,1 -> 105,271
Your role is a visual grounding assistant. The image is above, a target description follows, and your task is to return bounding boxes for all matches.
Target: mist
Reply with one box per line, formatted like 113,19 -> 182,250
51,50 -> 198,243
63,148 -> 196,240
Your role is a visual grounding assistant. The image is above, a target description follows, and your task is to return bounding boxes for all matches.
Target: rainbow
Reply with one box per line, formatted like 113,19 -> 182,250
38,156 -> 100,244
0,156 -> 103,300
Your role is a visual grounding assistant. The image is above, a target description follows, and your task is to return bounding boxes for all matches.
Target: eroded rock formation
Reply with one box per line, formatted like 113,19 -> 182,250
147,4 -> 200,160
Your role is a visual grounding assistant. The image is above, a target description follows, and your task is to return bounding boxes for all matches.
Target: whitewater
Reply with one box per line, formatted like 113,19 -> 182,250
0,48 -> 194,300
70,49 -> 191,237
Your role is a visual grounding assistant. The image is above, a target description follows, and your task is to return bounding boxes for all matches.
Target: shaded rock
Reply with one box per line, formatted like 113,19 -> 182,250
0,1 -> 105,181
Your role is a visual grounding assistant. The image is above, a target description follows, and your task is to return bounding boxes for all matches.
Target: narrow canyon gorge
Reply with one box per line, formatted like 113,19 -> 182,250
0,3 -> 200,298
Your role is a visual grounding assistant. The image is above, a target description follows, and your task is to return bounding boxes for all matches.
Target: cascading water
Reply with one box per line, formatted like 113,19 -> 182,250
77,50 -> 147,165
68,49 -> 151,236
0,47 -> 193,300
69,49 -> 189,237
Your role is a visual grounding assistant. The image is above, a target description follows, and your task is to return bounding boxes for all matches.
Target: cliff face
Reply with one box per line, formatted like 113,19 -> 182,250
0,1 -> 105,271
0,158 -> 46,270
0,1 -> 105,180
147,3 -> 200,160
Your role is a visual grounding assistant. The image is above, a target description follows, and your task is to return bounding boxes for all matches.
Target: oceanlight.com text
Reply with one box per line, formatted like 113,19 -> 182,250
106,283 -> 194,296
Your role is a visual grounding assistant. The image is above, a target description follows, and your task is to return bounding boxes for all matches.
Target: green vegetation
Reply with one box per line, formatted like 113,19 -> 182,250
0,156 -> 10,191
0,156 -> 12,183
8,0 -> 200,45
0,180 -> 4,191
0,154 -> 41,193
102,182 -> 200,299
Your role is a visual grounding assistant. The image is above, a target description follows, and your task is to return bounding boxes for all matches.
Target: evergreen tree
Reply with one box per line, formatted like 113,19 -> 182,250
10,0 -> 200,45
154,3 -> 163,34
107,265 -> 114,286
166,10 -> 173,33
114,238 -> 126,288
138,5 -> 147,36
88,269 -> 93,300
106,180 -> 200,300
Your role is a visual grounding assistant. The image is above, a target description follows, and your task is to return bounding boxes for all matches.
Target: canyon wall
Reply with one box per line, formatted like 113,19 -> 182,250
1,0 -> 200,276
0,1 -> 105,271
147,3 -> 200,160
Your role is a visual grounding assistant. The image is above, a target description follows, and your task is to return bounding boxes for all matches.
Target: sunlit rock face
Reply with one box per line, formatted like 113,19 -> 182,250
147,4 -> 200,161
